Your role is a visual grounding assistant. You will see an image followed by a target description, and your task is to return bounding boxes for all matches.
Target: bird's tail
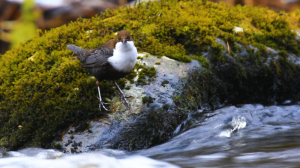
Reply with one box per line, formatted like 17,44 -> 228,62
67,44 -> 86,63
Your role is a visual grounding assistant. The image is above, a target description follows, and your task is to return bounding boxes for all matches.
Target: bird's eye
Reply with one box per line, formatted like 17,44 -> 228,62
118,37 -> 121,40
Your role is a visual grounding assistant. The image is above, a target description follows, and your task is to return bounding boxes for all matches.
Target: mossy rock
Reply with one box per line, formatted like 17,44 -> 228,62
174,41 -> 300,112
1,0 -> 300,150
57,54 -> 199,153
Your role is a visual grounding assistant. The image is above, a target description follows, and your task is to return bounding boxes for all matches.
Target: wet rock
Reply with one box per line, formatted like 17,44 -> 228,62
0,148 -> 7,158
57,53 -> 200,153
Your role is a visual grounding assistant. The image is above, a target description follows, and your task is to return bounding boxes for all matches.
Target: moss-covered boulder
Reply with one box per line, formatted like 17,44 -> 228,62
174,41 -> 300,113
58,53 -> 199,153
1,0 -> 300,151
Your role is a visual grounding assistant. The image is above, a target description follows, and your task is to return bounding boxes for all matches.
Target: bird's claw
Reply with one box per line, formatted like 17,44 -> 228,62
115,90 -> 132,98
112,81 -> 132,111
119,94 -> 131,110
115,90 -> 131,109
97,97 -> 110,111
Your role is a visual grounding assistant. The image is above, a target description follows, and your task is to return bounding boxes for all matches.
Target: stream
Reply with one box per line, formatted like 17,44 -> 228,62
1,104 -> 300,168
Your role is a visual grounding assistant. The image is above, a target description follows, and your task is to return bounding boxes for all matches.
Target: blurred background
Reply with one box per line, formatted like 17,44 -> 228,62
211,0 -> 300,12
1,0 -> 300,54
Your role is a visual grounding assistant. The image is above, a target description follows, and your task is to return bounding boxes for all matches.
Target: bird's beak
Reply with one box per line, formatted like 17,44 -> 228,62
123,39 -> 126,43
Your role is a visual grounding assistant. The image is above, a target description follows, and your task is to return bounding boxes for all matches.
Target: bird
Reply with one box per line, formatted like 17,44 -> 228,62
67,30 -> 138,111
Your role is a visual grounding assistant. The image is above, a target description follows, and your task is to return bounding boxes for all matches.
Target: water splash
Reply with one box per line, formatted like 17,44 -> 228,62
220,115 -> 247,137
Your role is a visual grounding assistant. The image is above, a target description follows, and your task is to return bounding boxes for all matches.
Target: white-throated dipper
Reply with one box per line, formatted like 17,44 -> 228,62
67,30 -> 138,111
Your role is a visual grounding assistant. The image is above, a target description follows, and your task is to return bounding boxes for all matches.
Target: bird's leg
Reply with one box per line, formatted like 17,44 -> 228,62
113,80 -> 131,109
96,81 -> 110,111
114,86 -> 122,96
113,82 -> 132,98
114,87 -> 132,98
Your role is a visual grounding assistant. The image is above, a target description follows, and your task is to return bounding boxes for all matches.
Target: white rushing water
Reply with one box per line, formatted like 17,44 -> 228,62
0,149 -> 179,168
1,104 -> 300,168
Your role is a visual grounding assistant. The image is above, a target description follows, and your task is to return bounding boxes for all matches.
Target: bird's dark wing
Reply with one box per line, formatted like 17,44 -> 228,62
81,47 -> 113,68
81,39 -> 116,68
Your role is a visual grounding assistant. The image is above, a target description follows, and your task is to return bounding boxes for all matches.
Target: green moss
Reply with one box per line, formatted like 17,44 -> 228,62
116,79 -> 127,89
174,58 -> 300,113
278,50 -> 289,58
74,120 -> 89,132
144,67 -> 157,78
236,57 -> 246,63
210,43 -> 225,62
125,69 -> 138,84
190,55 -> 210,69
252,43 -> 267,56
116,108 -> 179,151
137,76 -> 147,85
142,96 -> 154,105
161,80 -> 169,87
232,44 -> 242,53
137,66 -> 157,85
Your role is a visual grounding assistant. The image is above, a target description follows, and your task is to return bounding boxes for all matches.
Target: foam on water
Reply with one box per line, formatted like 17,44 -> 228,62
0,150 -> 179,168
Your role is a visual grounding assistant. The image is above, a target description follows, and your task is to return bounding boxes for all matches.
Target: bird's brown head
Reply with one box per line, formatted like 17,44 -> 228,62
116,30 -> 133,43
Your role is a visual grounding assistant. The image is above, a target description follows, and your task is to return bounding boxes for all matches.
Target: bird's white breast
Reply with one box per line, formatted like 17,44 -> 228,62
108,41 -> 138,73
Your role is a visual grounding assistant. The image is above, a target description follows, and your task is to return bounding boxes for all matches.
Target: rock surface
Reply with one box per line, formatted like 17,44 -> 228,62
57,53 -> 200,153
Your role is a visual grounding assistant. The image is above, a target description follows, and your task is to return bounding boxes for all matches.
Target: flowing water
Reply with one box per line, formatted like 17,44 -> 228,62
1,104 -> 300,168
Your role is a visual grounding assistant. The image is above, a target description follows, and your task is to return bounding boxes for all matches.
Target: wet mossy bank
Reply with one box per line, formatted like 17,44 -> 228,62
60,46 -> 300,153
174,44 -> 300,115
1,0 -> 300,151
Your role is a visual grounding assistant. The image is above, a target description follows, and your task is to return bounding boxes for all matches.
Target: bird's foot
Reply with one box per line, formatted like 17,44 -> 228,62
119,94 -> 131,110
97,97 -> 110,111
112,81 -> 132,111
115,90 -> 132,98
